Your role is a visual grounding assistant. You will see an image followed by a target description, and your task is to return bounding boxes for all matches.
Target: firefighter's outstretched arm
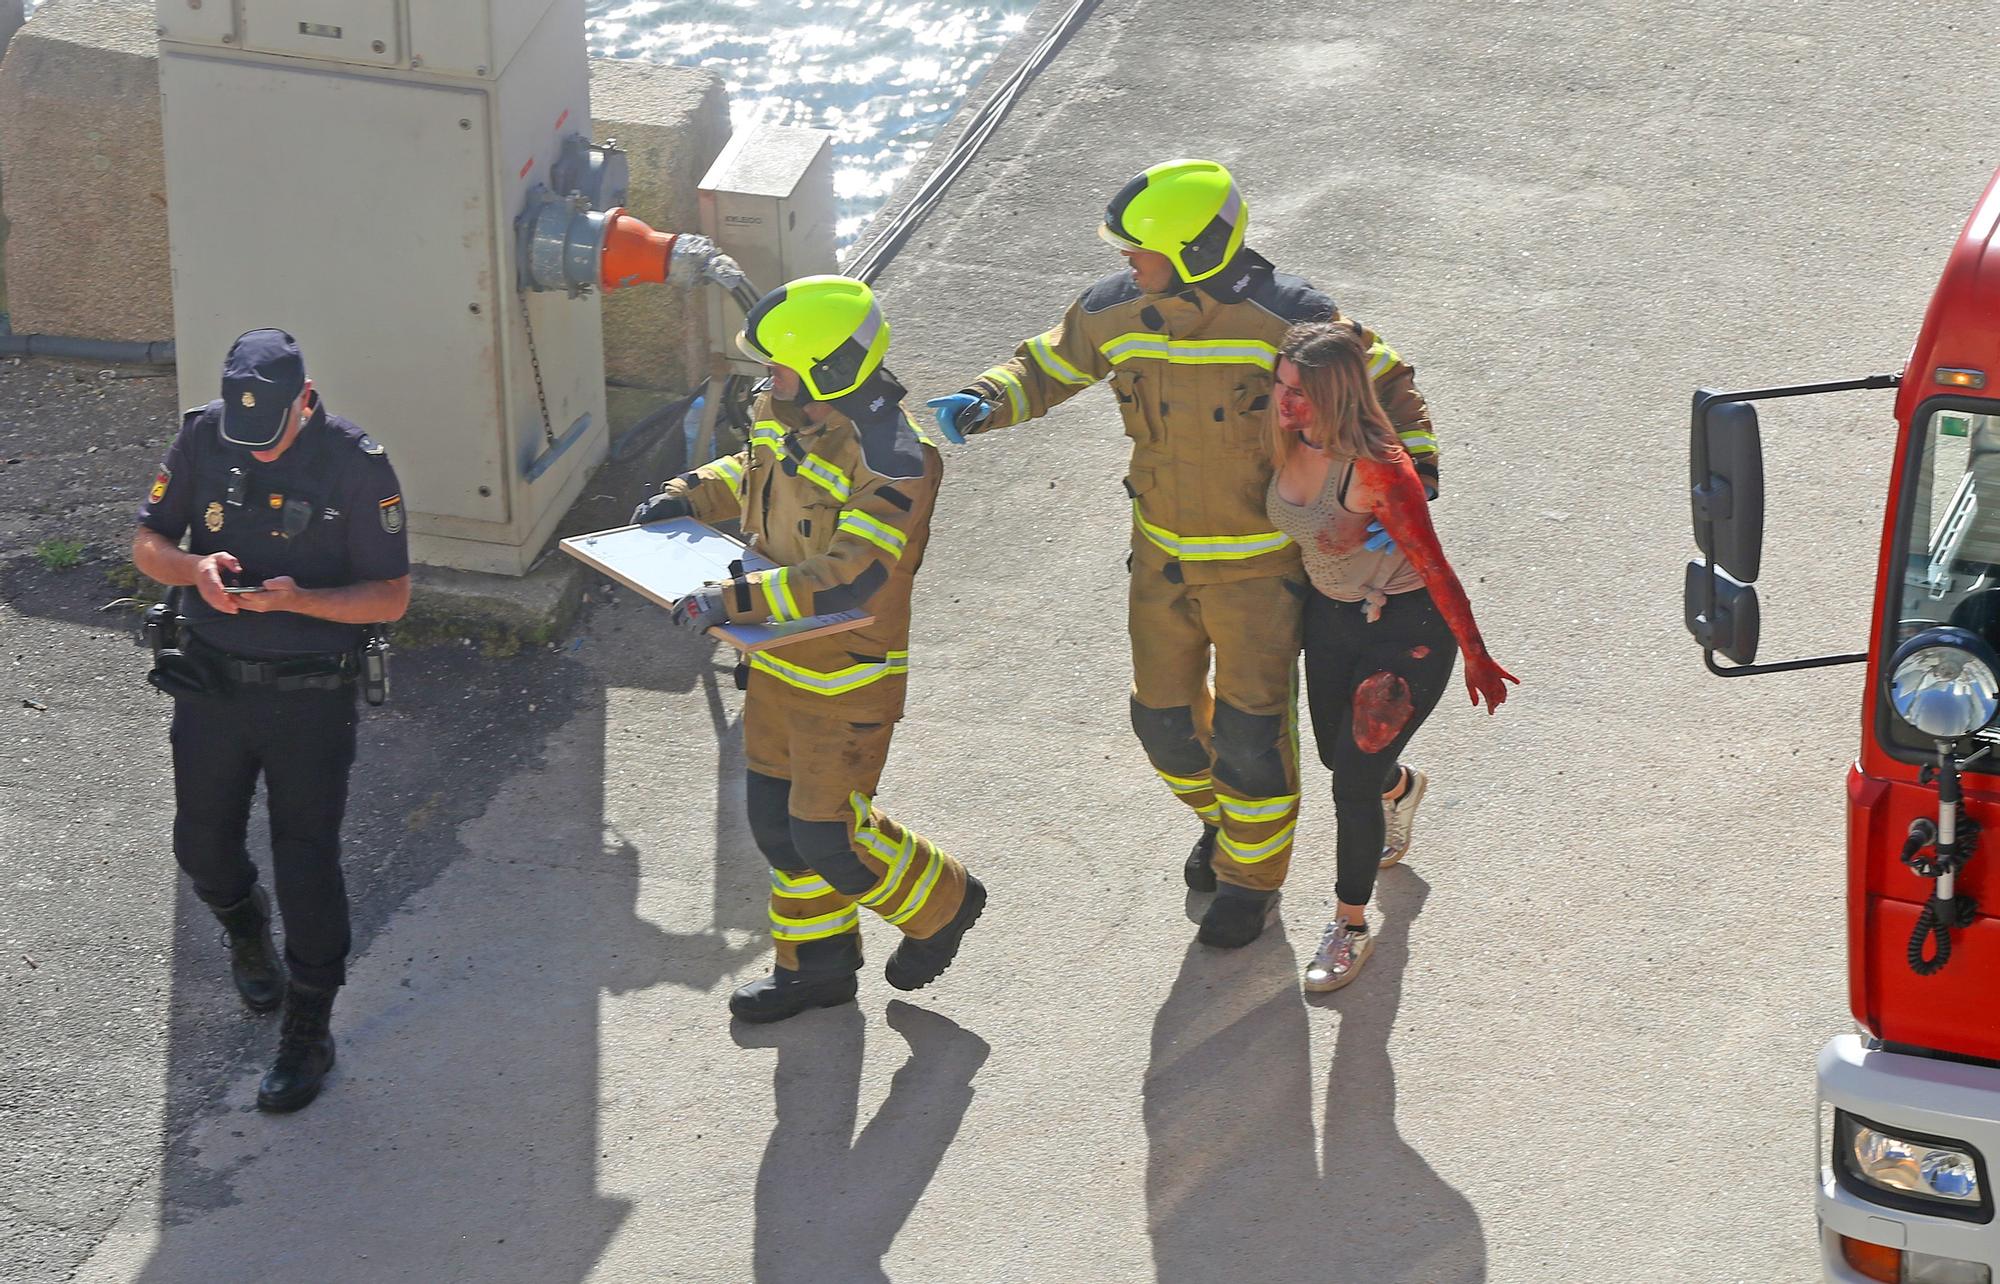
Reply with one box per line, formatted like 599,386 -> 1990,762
928,298 -> 1110,441
713,471 -> 932,627
632,445 -> 751,526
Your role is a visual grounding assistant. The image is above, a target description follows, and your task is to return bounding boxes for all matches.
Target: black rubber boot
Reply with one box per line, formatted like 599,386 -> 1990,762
729,968 -> 859,1024
256,983 -> 337,1113
1183,825 -> 1219,892
1196,885 -> 1281,949
211,886 -> 287,1013
885,875 -> 988,992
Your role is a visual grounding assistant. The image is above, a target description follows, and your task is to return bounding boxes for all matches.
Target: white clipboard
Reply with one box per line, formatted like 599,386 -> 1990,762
559,517 -> 872,653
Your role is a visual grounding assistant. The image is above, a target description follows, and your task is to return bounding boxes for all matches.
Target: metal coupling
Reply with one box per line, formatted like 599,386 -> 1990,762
550,135 -> 629,211
517,187 -> 607,296
666,234 -> 719,288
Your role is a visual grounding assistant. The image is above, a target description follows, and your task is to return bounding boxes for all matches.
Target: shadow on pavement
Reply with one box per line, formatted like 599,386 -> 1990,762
1145,869 -> 1486,1283
732,999 -> 992,1284
88,614 -> 765,1281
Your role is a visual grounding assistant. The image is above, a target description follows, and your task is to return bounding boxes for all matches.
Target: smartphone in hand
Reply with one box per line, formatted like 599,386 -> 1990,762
221,586 -> 267,595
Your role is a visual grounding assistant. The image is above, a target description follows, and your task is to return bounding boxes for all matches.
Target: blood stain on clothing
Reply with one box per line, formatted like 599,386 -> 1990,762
1410,645 -> 1431,659
1316,527 -> 1364,557
1352,670 -> 1414,754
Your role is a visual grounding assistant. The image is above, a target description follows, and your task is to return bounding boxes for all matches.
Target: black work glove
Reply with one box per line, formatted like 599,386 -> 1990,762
632,491 -> 693,525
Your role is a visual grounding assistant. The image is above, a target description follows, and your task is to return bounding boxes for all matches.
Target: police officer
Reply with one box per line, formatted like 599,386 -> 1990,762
132,328 -> 410,1112
634,276 -> 987,1023
929,159 -> 1439,949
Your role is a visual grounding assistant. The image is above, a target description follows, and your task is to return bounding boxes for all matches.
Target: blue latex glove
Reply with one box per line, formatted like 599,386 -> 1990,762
670,585 -> 727,633
924,393 -> 990,445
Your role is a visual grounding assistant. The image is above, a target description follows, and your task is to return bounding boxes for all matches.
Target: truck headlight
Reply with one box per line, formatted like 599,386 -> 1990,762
1836,1110 -> 1990,1220
1888,627 -> 2000,740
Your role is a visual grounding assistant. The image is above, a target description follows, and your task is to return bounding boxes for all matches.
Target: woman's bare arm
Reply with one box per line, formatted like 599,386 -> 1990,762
1353,454 -> 1519,712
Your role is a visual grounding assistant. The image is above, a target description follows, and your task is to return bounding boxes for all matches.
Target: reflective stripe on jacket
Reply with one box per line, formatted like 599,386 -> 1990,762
967,247 -> 1437,585
665,377 -> 942,720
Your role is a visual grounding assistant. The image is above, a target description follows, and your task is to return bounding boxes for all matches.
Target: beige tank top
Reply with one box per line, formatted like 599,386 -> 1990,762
1267,458 -> 1424,615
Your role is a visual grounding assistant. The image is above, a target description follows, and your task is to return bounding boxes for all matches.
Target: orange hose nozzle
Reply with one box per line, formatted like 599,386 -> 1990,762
599,209 -> 676,291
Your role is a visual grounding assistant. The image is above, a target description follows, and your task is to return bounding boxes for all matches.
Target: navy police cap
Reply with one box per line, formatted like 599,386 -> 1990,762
219,328 -> 305,449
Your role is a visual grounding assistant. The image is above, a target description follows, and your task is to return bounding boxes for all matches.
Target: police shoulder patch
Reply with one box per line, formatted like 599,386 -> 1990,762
378,494 -> 405,534
357,434 -> 386,456
148,470 -> 170,503
1080,269 -> 1144,315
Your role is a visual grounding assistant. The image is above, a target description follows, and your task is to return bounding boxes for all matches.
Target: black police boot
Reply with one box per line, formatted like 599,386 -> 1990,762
1196,884 -> 1281,949
884,875 -> 988,992
256,983 -> 337,1114
729,968 -> 860,1024
210,886 -> 287,1013
1184,825 -> 1219,893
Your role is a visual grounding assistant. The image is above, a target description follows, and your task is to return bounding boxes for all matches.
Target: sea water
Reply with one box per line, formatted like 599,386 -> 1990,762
588,1 -> 1035,247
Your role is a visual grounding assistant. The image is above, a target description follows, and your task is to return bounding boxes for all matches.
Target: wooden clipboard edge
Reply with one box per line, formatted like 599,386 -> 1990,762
716,613 -> 875,655
558,524 -> 874,656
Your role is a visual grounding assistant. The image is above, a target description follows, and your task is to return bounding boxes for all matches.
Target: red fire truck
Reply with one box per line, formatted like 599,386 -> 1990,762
1688,169 -> 2000,1283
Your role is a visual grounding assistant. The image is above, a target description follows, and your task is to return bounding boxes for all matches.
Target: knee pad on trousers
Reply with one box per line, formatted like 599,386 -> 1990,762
746,772 -> 801,869
1211,701 -> 1287,798
1129,698 -> 1209,776
788,816 -> 879,896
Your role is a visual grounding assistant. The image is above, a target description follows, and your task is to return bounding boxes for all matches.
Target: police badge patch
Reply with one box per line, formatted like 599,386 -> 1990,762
378,494 -> 405,534
204,502 -> 224,532
148,470 -> 170,503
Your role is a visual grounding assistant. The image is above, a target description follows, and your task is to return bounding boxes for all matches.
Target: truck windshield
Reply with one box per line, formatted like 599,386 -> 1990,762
1886,404 -> 2000,756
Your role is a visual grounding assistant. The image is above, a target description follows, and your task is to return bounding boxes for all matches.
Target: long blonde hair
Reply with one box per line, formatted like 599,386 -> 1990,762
1267,319 -> 1403,467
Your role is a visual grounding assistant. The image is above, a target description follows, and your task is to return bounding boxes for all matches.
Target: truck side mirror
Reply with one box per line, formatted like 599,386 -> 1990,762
1685,560 -> 1760,665
1691,394 -> 1765,583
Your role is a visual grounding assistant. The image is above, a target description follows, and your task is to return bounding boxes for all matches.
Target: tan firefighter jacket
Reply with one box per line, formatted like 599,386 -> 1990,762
664,376 -> 942,721
964,247 -> 1437,585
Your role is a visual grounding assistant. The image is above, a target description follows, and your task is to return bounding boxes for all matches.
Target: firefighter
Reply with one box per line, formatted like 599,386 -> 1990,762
633,276 -> 987,1023
929,159 -> 1438,948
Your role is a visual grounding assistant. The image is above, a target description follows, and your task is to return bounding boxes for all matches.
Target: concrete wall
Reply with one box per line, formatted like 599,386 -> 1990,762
0,4 -> 727,389
590,58 -> 731,392
0,2 -> 24,63
0,1 -> 170,341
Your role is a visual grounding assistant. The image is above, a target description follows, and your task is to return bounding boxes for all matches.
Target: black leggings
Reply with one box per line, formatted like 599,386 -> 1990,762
1302,588 -> 1458,907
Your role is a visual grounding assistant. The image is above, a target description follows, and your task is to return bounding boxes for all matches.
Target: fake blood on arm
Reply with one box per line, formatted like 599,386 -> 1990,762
1352,455 -> 1486,657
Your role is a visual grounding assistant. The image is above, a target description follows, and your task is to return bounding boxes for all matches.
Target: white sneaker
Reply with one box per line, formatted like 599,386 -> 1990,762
1304,917 -> 1373,992
1379,766 -> 1429,868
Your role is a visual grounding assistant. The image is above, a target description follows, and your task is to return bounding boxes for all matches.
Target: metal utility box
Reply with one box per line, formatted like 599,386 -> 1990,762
699,124 -> 838,372
156,0 -> 609,575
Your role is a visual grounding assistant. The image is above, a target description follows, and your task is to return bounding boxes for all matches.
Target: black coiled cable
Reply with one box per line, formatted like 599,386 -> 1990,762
1908,892 -> 1978,976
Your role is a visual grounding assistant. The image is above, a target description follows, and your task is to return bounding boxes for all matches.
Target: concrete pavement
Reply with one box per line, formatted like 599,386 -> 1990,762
10,0 -> 2000,1279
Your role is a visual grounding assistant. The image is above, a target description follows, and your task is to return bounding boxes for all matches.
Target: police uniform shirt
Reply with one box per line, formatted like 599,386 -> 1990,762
138,395 -> 410,658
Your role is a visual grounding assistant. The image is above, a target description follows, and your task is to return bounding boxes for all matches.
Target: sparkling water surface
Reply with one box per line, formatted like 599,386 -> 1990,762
588,1 -> 1035,247
13,1 -> 1032,249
